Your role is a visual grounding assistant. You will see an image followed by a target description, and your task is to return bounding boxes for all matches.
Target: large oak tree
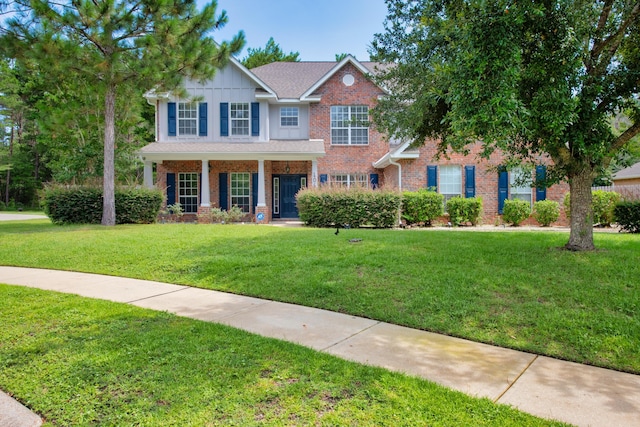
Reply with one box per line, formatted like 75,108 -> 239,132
3,0 -> 244,225
371,0 -> 640,250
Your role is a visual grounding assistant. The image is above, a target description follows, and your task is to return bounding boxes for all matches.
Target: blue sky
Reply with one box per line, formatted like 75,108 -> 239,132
203,0 -> 389,62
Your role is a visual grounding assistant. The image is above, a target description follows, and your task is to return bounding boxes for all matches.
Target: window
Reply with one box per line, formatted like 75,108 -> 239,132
440,166 -> 462,202
331,105 -> 369,145
510,168 -> 532,204
330,173 -> 368,188
178,173 -> 198,213
273,177 -> 280,215
280,107 -> 299,127
178,103 -> 197,136
231,103 -> 249,135
231,172 -> 251,212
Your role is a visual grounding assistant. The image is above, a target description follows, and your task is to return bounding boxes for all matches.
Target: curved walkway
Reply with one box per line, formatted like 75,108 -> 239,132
1,266 -> 639,427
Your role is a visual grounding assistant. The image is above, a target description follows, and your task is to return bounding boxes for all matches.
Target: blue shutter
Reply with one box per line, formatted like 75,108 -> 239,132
199,103 -> 208,136
464,166 -> 476,198
536,165 -> 547,201
252,173 -> 258,213
369,173 -> 379,189
427,165 -> 438,191
320,174 -> 328,184
168,103 -> 176,137
220,103 -> 229,136
498,170 -> 509,214
251,102 -> 260,136
219,173 -> 228,210
166,173 -> 176,205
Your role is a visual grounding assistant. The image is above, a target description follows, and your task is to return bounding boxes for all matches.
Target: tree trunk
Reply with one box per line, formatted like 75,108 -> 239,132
5,125 -> 14,205
101,82 -> 116,226
565,167 -> 595,251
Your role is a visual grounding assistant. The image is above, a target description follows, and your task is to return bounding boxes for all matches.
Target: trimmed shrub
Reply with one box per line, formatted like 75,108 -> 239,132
502,199 -> 531,226
614,201 -> 640,233
564,190 -> 621,226
533,200 -> 560,226
401,189 -> 444,226
446,196 -> 483,226
297,186 -> 401,228
197,206 -> 246,224
44,186 -> 163,225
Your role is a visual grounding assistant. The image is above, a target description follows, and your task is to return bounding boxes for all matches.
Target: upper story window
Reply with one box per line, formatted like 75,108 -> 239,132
231,103 -> 250,135
439,165 -> 462,202
330,105 -> 369,145
280,107 -> 299,127
178,103 -> 198,136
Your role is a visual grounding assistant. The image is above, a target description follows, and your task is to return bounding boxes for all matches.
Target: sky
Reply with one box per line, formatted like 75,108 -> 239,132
201,0 -> 389,62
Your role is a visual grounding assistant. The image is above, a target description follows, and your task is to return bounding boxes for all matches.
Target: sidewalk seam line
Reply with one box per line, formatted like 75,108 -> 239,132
320,321 -> 382,352
126,286 -> 191,303
493,354 -> 538,403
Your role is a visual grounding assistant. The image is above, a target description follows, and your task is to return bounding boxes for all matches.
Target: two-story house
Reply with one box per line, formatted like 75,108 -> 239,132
140,55 -> 567,224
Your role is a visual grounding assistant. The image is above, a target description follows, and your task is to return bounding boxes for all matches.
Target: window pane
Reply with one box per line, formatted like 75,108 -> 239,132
178,103 -> 197,136
231,172 -> 250,212
440,165 -> 462,198
178,172 -> 198,213
510,168 -> 532,205
230,103 -> 249,135
280,107 -> 299,127
331,105 -> 369,145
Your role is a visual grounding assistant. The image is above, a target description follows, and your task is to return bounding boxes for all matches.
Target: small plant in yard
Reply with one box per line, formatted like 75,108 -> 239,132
614,200 -> 640,233
446,196 -> 483,226
533,200 -> 560,226
502,199 -> 531,226
162,202 -> 183,223
197,206 -> 247,224
401,189 -> 443,226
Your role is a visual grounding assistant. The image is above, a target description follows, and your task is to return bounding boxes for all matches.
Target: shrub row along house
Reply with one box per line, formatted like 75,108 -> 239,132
140,55 -> 567,224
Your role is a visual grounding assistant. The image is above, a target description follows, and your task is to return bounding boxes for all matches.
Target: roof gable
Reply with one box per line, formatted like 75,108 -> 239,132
251,55 -> 385,101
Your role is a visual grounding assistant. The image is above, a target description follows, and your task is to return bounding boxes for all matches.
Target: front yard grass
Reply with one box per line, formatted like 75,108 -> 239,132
1,284 -> 564,426
1,220 -> 638,375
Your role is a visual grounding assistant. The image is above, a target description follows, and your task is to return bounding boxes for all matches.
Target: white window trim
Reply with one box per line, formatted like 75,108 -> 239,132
178,172 -> 198,213
439,165 -> 463,202
280,107 -> 299,128
330,105 -> 369,145
230,103 -> 250,136
231,172 -> 251,212
178,102 -> 198,136
330,173 -> 368,188
510,168 -> 533,205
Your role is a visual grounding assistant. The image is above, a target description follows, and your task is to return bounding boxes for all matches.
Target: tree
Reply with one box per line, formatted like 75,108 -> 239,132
241,37 -> 299,69
371,0 -> 640,251
335,53 -> 350,61
2,1 -> 244,225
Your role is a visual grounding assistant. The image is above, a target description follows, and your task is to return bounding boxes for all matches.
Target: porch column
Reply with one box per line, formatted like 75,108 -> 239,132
312,159 -> 318,187
257,159 -> 266,206
201,159 -> 210,207
143,161 -> 153,189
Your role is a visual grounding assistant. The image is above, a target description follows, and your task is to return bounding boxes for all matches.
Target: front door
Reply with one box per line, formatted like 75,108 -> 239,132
274,175 -> 305,218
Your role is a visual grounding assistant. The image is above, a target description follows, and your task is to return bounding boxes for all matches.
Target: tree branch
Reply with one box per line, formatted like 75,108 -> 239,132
611,121 -> 640,152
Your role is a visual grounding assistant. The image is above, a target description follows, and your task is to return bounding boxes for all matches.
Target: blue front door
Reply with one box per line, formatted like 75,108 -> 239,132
277,175 -> 305,218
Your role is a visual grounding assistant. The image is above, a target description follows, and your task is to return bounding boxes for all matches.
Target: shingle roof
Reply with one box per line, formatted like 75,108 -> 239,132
140,140 -> 325,156
613,162 -> 640,180
251,61 -> 382,99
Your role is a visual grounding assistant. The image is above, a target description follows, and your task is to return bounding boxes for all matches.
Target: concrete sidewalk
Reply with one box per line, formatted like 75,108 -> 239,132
1,266 -> 639,427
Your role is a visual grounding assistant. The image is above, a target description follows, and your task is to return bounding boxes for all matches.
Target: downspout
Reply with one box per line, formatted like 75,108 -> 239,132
389,158 -> 403,226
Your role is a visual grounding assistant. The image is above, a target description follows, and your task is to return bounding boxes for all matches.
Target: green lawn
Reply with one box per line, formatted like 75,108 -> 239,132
0,285 -> 565,426
1,220 -> 638,376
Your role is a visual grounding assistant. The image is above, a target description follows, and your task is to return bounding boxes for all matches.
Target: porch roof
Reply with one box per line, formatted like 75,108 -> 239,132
139,140 -> 326,162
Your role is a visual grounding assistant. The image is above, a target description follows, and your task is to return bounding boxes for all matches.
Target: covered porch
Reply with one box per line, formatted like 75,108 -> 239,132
139,141 -> 325,223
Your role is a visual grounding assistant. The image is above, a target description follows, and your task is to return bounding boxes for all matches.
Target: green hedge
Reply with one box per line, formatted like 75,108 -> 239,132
502,199 -> 531,226
564,190 -> 620,226
446,196 -> 483,226
44,186 -> 163,225
614,201 -> 640,233
402,189 -> 444,226
533,200 -> 560,226
296,187 -> 401,228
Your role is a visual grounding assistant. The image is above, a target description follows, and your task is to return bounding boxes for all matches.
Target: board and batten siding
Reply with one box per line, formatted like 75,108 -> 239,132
156,62 -> 268,142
